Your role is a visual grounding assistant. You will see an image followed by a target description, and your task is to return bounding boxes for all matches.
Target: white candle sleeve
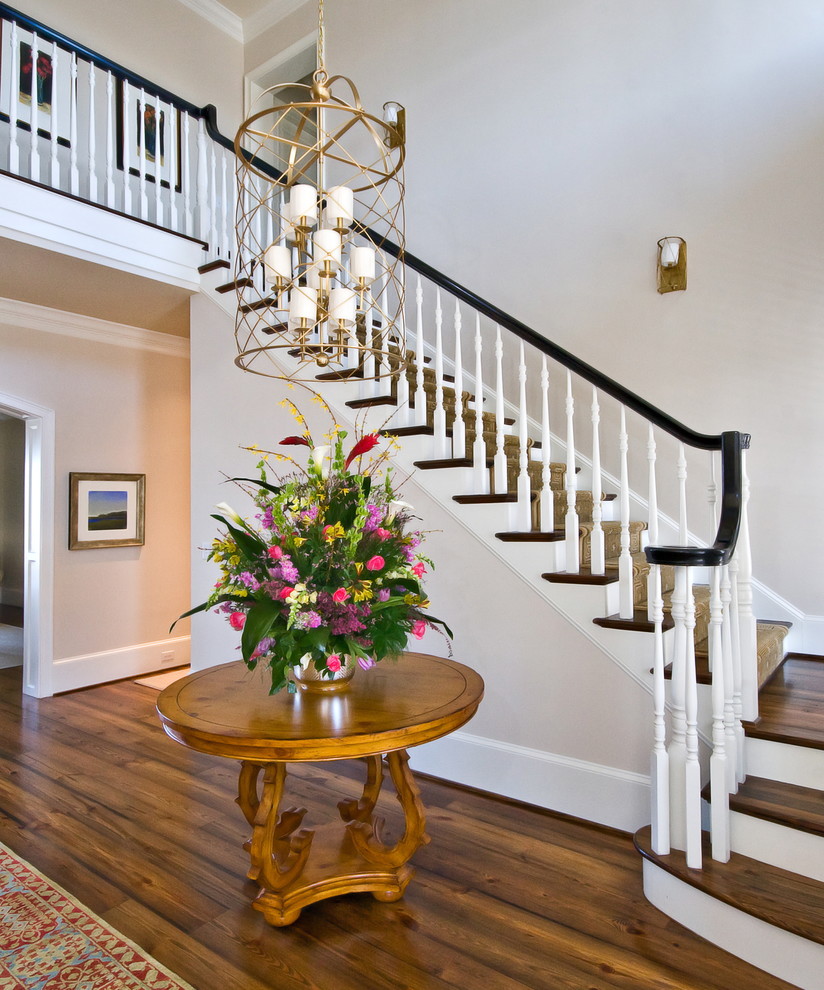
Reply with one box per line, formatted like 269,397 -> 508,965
289,183 -> 317,224
350,245 -> 376,280
288,285 -> 318,325
329,287 -> 357,325
263,244 -> 291,282
313,228 -> 342,266
325,185 -> 354,225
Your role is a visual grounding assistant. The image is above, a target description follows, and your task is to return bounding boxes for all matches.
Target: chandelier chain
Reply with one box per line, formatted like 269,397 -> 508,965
317,0 -> 326,77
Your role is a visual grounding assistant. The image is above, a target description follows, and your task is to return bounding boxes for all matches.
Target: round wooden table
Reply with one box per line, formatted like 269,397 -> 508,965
156,652 -> 484,926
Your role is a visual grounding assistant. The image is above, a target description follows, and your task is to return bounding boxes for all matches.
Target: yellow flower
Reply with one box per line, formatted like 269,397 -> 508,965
353,581 -> 373,602
323,522 -> 345,542
293,536 -> 306,547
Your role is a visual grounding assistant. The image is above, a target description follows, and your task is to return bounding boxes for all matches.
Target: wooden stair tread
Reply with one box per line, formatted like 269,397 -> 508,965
496,531 -> 564,542
198,258 -> 230,274
346,395 -> 397,409
315,368 -> 362,381
215,278 -> 252,293
382,425 -> 434,437
744,656 -> 824,750
634,825 -> 824,947
454,493 -> 517,504
240,296 -> 276,313
725,776 -> 824,838
414,458 -> 473,470
593,610 -> 674,633
543,568 -> 617,586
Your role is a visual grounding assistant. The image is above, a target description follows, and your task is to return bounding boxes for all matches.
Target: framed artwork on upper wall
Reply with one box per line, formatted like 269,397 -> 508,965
0,22 -> 74,145
115,79 -> 182,192
69,473 -> 145,550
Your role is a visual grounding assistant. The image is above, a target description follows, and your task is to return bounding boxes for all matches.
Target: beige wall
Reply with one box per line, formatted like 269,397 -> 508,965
0,415 -> 25,608
19,0 -> 244,136
303,0 -> 824,616
0,314 -> 190,662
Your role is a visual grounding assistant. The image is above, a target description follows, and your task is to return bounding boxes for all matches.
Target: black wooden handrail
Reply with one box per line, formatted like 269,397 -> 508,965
1,0 -> 748,564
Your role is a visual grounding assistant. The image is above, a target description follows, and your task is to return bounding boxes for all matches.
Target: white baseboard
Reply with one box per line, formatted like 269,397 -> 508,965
408,729 -> 650,833
51,636 -> 191,694
643,859 -> 824,989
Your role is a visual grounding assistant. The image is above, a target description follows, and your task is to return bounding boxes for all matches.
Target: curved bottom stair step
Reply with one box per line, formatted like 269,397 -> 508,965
635,825 -> 824,988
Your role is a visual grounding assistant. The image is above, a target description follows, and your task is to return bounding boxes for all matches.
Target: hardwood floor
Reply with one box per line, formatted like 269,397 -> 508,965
0,667 -> 796,990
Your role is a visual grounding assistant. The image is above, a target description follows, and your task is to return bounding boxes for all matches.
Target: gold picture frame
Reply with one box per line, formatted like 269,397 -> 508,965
69,473 -> 145,550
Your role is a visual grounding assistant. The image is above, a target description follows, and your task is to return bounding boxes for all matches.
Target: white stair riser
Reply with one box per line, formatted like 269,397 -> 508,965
746,737 -> 824,790
643,859 -> 824,990
730,810 -> 824,883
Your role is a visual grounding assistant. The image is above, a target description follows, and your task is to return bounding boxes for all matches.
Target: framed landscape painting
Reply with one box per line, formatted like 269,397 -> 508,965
69,473 -> 145,550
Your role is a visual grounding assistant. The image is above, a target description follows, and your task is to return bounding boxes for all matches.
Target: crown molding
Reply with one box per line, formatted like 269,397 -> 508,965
0,297 -> 190,358
173,0 -> 244,42
244,0 -> 309,42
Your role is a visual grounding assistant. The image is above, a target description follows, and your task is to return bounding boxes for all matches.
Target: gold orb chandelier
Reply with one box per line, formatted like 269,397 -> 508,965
232,0 -> 407,382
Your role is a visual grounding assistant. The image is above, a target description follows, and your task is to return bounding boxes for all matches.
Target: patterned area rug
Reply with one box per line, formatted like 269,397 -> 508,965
0,842 -> 194,990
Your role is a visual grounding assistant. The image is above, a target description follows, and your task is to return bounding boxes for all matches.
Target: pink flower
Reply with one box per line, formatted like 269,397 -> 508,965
366,555 -> 385,571
327,654 -> 342,672
375,528 -> 393,540
332,587 -> 349,603
411,561 -> 426,578
279,586 -> 294,599
411,619 -> 427,640
268,545 -> 283,560
228,611 -> 246,630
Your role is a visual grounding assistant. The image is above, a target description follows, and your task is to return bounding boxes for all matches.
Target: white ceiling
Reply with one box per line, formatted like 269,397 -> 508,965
215,0 -> 272,18
175,0 -> 307,42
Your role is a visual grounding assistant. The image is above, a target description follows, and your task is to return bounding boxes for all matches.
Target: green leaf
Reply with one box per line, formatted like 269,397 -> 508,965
240,600 -> 280,662
210,516 -> 266,561
229,477 -> 283,496
169,594 -> 248,633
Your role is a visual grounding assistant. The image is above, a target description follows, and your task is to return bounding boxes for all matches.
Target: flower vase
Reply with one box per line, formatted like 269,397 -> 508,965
292,655 -> 356,694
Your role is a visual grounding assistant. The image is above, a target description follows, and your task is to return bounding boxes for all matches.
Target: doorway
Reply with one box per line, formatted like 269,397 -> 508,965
0,393 -> 54,697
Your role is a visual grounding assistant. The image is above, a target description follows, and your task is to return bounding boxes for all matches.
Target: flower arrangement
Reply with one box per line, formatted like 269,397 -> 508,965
178,397 -> 451,694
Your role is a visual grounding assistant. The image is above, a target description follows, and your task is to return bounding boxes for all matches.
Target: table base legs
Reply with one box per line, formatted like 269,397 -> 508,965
236,752 -> 429,926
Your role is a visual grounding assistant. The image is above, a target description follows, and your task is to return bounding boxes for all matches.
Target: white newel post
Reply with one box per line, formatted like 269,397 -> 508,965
414,277 -> 427,426
513,342 -> 531,531
646,424 -> 659,621
432,290 -> 448,458
8,21 -> 20,175
719,565 -> 739,794
209,142 -> 219,256
590,387 -> 605,575
650,562 -> 670,855
473,315 -> 490,494
493,327 -> 507,494
451,301 -> 465,458
618,406 -> 633,616
668,565 -> 688,851
87,61 -> 98,203
708,565 -> 730,863
737,448 -> 758,721
539,357 -> 554,533
564,371 -> 579,573
196,117 -> 210,243
683,568 -> 702,869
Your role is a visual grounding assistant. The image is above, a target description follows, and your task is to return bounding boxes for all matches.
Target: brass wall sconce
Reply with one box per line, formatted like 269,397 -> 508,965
657,236 -> 687,294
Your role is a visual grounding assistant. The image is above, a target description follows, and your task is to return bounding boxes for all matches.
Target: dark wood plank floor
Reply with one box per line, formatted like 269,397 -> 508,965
0,667 -> 796,990
744,655 -> 824,748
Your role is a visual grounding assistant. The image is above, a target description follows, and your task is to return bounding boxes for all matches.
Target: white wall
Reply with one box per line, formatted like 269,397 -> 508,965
0,300 -> 191,690
303,0 -> 824,617
17,0 -> 244,136
0,414 -> 25,608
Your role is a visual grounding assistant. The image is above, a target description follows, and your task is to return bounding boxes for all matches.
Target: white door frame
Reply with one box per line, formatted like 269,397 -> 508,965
0,392 -> 54,698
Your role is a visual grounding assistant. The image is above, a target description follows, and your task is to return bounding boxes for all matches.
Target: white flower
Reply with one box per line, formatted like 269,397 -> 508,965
215,502 -> 245,527
386,499 -> 413,521
310,445 -> 331,479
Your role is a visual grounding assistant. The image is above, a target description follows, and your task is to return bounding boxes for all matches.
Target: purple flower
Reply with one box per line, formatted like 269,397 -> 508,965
377,588 -> 391,602
357,656 -> 376,670
259,506 -> 275,530
294,610 -> 321,630
363,503 -> 383,533
302,505 -> 319,521
402,545 -> 416,562
278,557 -> 300,584
239,571 -> 260,590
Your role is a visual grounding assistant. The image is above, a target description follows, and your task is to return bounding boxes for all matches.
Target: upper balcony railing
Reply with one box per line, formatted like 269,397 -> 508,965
0,0 -> 756,874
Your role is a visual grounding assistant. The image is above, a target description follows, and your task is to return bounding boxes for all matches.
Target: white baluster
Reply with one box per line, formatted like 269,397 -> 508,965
28,32 -> 40,182
650,562 -> 670,855
513,341 -> 531,531
209,141 -> 218,255
720,564 -> 739,793
414,277 -> 427,426
394,288 -> 411,427
539,357 -> 554,533
684,569 -> 702,869
737,448 -> 758,721
668,566 -> 688,851
87,61 -> 98,202
69,52 -> 78,195
196,117 -> 210,242
646,424 -> 659,621
105,71 -> 115,207
8,21 -> 20,174
169,106 -> 180,231
493,327 -> 507,494
590,388 -> 605,574
708,565 -> 730,863
48,45 -> 59,187
472,315 -> 489,494
121,80 -> 132,214
432,290 -> 448,458
564,371 -> 579,573
728,550 -> 746,784
451,301 -> 465,459
182,113 -> 192,236
138,88 -> 148,219
154,98 -> 164,227
360,288 -> 377,398
618,406 -> 633,616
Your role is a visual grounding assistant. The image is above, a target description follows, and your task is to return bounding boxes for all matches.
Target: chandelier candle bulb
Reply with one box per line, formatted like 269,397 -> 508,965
350,245 -> 376,281
289,285 -> 318,327
325,185 -> 354,228
329,286 -> 357,325
289,184 -> 318,226
263,244 -> 292,284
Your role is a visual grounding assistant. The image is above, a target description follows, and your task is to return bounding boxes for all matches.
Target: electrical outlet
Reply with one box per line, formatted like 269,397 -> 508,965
160,650 -> 175,665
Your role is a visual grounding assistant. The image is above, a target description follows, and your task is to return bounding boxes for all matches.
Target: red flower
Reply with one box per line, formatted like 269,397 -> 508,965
229,611 -> 246,630
332,588 -> 349,603
411,561 -> 426,578
366,555 -> 385,571
411,619 -> 427,639
280,435 -> 310,446
344,433 -> 380,469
